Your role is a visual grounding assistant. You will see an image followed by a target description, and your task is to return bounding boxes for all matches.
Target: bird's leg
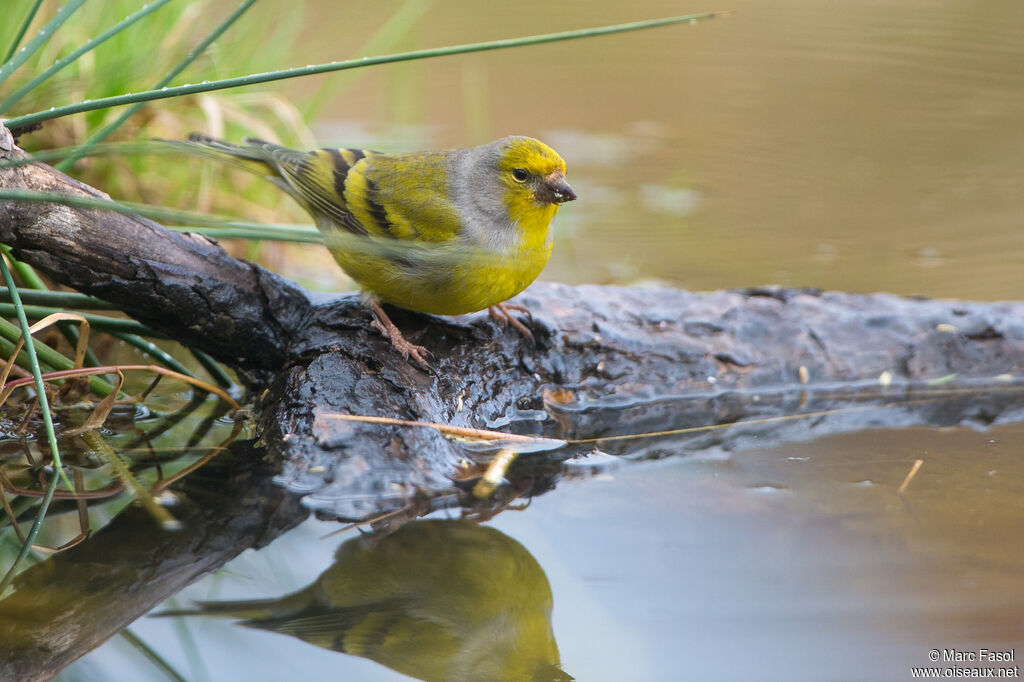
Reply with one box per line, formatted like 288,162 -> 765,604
488,302 -> 535,344
367,298 -> 432,370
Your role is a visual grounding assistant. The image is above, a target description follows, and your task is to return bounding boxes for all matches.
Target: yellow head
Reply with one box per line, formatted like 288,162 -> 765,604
444,135 -> 575,263
495,136 -> 576,210
456,136 -> 574,256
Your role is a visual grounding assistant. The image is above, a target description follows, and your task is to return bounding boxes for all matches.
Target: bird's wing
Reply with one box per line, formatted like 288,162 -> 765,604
245,139 -> 376,237
344,151 -> 463,244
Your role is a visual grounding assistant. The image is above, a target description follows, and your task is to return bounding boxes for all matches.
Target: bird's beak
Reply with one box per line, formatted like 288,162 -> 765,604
540,171 -> 577,204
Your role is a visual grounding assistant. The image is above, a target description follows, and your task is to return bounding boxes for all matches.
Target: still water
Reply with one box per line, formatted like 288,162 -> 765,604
7,0 -> 1024,679
60,424 -> 1024,681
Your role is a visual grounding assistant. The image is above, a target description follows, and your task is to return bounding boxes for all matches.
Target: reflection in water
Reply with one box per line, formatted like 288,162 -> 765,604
161,520 -> 572,682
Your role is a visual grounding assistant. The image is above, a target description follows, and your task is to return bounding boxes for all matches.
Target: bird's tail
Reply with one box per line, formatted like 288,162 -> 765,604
163,133 -> 284,179
152,589 -> 316,621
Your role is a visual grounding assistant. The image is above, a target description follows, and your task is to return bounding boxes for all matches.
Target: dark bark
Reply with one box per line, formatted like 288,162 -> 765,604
260,284 -> 1024,518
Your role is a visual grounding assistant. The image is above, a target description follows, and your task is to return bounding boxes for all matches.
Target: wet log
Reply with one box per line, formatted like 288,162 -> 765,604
3,125 -> 1024,522
260,283 -> 1024,519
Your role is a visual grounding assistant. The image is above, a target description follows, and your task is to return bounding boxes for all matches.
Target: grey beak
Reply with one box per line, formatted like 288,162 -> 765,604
542,171 -> 577,204
550,178 -> 577,203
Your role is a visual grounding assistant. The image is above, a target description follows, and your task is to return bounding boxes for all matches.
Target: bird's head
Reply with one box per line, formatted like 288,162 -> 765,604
496,136 -> 576,208
453,136 -> 575,250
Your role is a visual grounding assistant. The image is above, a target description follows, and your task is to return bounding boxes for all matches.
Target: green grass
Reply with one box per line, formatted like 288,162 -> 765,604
1,0 -> 312,215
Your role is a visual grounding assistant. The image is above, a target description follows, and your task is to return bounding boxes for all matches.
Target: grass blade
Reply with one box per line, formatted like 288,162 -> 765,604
0,292 -> 223,381
0,304 -> 165,337
2,0 -> 45,63
54,0 -> 261,171
0,187 -> 322,243
0,187 -> 268,228
0,315 -> 114,395
6,12 -> 721,131
166,224 -> 322,243
0,288 -> 112,310
0,0 -> 88,88
119,627 -> 189,682
82,428 -> 181,530
113,333 -> 194,376
304,0 -> 433,119
0,256 -> 66,593
0,0 -> 178,115
189,348 -> 234,389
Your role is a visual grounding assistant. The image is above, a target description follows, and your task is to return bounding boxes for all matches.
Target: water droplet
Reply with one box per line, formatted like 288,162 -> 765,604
750,484 -> 789,494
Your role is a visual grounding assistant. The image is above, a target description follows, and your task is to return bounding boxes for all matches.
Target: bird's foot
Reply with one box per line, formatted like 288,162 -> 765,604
368,299 -> 433,370
488,302 -> 535,345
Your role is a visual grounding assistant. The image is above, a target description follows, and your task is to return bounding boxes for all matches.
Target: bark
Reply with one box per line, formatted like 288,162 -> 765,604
260,284 -> 1024,519
3,126 -> 1024,521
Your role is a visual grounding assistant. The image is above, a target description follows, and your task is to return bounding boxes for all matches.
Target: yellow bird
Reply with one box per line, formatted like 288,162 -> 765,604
157,520 -> 573,682
177,134 -> 576,368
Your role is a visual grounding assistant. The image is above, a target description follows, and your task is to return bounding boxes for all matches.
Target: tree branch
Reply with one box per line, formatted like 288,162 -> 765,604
0,128 -> 309,369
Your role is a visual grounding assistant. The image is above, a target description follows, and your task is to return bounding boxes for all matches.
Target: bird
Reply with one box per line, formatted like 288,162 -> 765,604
173,134 -> 577,369
155,520 -> 573,682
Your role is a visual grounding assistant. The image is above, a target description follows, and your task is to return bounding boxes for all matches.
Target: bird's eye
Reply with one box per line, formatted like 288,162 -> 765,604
511,168 -> 529,182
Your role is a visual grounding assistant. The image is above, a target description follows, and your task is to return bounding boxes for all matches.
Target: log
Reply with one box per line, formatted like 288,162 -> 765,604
261,284 -> 1024,519
3,125 -> 1024,522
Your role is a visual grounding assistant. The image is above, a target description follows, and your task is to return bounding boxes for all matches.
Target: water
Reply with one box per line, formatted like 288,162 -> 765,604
267,0 -> 1024,303
58,424 -> 1024,681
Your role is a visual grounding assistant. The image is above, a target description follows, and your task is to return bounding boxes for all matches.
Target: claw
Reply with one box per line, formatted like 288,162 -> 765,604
368,299 -> 432,371
488,303 -> 535,345
497,302 -> 532,320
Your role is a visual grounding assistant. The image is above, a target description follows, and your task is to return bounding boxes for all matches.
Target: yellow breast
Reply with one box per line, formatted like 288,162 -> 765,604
330,235 -> 553,316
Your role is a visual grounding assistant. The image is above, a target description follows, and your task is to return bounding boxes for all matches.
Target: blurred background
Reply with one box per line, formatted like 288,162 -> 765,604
262,0 -> 1024,301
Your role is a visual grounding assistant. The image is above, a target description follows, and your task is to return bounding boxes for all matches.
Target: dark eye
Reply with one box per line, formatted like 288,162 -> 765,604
511,168 -> 529,182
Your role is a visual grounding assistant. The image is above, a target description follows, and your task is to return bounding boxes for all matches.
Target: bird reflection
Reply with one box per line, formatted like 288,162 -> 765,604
159,519 -> 572,682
